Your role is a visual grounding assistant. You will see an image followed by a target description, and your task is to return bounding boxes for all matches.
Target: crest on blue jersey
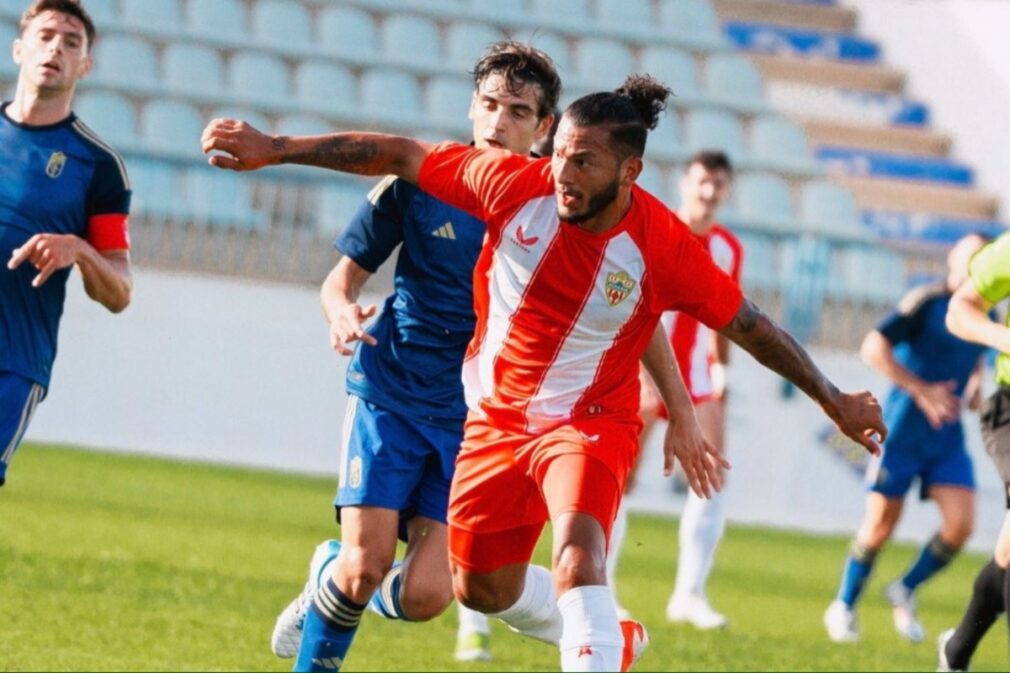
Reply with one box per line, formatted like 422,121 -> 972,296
45,151 -> 67,179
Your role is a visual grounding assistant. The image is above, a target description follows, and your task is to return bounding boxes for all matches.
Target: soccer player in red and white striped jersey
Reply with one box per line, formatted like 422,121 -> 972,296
203,76 -> 886,673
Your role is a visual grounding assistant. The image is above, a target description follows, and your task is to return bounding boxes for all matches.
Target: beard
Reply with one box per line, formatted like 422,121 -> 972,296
559,178 -> 621,225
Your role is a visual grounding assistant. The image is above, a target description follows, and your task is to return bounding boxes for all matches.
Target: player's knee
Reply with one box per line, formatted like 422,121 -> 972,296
337,545 -> 393,597
452,571 -> 517,613
399,579 -> 453,621
942,516 -> 974,548
552,542 -> 606,593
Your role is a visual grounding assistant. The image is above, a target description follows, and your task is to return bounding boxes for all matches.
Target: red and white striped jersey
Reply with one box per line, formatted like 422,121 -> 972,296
418,143 -> 743,433
666,225 -> 744,404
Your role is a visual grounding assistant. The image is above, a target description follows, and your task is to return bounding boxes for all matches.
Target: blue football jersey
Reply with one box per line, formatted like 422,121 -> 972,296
877,283 -> 988,454
335,176 -> 485,428
0,103 -> 131,388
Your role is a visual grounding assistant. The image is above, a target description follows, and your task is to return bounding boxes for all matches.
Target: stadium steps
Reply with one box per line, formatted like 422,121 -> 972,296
748,53 -> 905,94
800,119 -> 952,157
839,176 -> 999,221
712,0 -> 857,33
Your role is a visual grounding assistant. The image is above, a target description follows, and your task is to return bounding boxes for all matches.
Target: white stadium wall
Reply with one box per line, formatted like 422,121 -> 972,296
844,0 -> 1010,216
27,270 -> 1007,552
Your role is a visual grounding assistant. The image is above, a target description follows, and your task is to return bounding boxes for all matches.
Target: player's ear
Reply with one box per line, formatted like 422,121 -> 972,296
534,111 -> 554,142
78,53 -> 94,80
12,37 -> 22,66
622,155 -> 643,187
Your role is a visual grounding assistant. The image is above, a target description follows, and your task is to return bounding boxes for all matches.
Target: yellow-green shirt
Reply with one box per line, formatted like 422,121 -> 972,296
969,233 -> 1010,386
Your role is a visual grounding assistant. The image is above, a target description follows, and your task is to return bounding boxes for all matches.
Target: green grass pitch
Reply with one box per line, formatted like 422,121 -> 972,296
2,443 -> 1006,671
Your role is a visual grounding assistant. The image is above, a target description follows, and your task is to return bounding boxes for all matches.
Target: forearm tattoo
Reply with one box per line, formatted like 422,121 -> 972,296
275,135 -> 386,175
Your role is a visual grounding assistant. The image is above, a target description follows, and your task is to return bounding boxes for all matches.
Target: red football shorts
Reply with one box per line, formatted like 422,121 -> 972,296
447,413 -> 640,574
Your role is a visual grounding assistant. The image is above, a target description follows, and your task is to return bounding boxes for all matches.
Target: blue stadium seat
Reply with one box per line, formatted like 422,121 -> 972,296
837,247 -> 906,304
122,0 -> 182,32
800,180 -> 860,234
319,6 -> 378,59
575,38 -> 634,88
427,75 -> 474,135
526,31 -> 572,79
275,114 -> 331,137
184,166 -> 265,229
532,0 -> 590,27
659,0 -> 721,40
735,231 -> 780,292
294,61 -> 355,116
646,109 -> 682,162
705,53 -> 764,105
381,15 -> 441,68
685,109 -> 745,160
318,180 -> 371,235
361,68 -> 422,125
92,36 -> 159,89
79,0 -> 118,23
140,100 -> 204,156
163,44 -> 224,96
446,21 -> 507,71
252,0 -> 312,47
129,158 -> 186,220
0,20 -> 17,77
597,0 -> 654,32
188,0 -> 248,42
208,107 -> 271,134
469,0 -> 525,21
750,116 -> 810,166
636,160 -> 668,203
74,91 -> 138,147
229,52 -> 289,106
640,46 -> 698,96
734,172 -> 795,228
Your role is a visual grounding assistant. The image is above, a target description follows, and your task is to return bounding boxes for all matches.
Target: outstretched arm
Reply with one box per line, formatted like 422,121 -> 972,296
640,324 -> 730,499
719,298 -> 886,454
201,119 -> 434,183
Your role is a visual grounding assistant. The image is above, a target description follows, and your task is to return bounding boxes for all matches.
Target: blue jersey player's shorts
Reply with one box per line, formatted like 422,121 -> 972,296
867,424 -> 975,500
335,395 -> 462,536
0,372 -> 45,486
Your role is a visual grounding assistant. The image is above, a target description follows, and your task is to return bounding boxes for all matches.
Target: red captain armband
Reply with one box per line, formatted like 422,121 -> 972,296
87,213 -> 130,252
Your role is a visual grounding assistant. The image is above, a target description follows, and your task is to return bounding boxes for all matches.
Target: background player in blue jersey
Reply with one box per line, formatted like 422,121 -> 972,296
1,0 -> 132,487
825,234 -> 989,644
268,42 -> 562,670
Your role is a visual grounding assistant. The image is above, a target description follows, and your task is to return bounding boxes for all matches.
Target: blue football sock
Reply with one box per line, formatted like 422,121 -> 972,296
294,578 -> 366,672
367,563 -> 409,620
900,533 -> 958,591
837,543 -> 878,608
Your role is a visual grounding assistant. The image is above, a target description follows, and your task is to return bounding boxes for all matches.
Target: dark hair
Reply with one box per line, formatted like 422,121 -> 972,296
687,149 -> 734,177
471,41 -> 561,119
564,74 -> 672,158
20,0 -> 96,51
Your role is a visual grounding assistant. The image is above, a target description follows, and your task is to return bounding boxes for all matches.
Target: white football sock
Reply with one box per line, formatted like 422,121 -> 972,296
606,502 -> 629,608
673,488 -> 726,600
558,586 -> 623,672
490,564 -> 562,645
457,602 -> 490,636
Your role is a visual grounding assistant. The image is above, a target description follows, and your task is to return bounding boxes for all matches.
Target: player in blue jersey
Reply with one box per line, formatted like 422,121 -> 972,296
268,42 -> 563,668
1,0 -> 132,487
825,234 -> 988,644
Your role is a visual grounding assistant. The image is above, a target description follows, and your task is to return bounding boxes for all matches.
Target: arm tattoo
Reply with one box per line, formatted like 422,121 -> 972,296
720,298 -> 839,405
281,135 -> 387,175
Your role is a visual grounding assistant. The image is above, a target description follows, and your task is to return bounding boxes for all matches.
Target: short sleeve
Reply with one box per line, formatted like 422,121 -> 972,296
417,142 -> 551,232
876,310 -> 921,345
970,233 -> 1010,304
657,227 -> 744,330
334,176 -> 409,274
85,152 -> 131,251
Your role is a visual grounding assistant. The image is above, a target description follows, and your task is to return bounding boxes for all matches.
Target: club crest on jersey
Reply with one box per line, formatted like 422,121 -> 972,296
45,151 -> 67,179
605,270 -> 636,306
349,457 -> 363,489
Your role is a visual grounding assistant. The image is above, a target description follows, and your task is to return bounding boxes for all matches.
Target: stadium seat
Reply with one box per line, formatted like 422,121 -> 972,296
92,36 -> 159,89
73,0 -> 119,23
188,0 -> 248,42
705,53 -> 764,106
800,180 -> 861,235
574,38 -> 634,89
140,100 -> 204,156
735,231 -> 780,292
645,109 -> 682,162
684,109 -> 745,161
659,0 -> 721,40
318,180 -> 371,235
294,61 -> 355,116
361,68 -> 422,125
275,114 -> 331,137
597,0 -> 654,32
0,20 -> 17,77
470,0 -> 526,21
184,166 -> 265,229
319,6 -> 378,59
446,21 -> 507,71
531,0 -> 590,27
526,31 -> 572,79
74,91 -> 138,148
122,0 -> 182,32
427,75 -> 474,135
252,0 -> 312,47
837,247 -> 906,304
640,46 -> 698,96
208,107 -> 271,134
163,44 -> 224,96
129,158 -> 186,220
381,15 -> 441,68
734,172 -> 795,228
229,52 -> 289,106
750,116 -> 810,166
636,160 -> 669,202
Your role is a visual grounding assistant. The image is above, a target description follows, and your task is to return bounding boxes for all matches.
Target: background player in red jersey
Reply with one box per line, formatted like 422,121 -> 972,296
202,75 -> 885,672
607,150 -> 742,629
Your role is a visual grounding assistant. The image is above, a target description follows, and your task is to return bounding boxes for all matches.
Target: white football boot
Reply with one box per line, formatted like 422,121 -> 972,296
271,539 -> 341,658
666,594 -> 729,630
885,581 -> 925,643
824,600 -> 860,643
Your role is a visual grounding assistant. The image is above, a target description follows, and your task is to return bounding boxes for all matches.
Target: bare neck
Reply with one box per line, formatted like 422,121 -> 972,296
7,81 -> 74,126
576,187 -> 634,235
676,209 -> 715,237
